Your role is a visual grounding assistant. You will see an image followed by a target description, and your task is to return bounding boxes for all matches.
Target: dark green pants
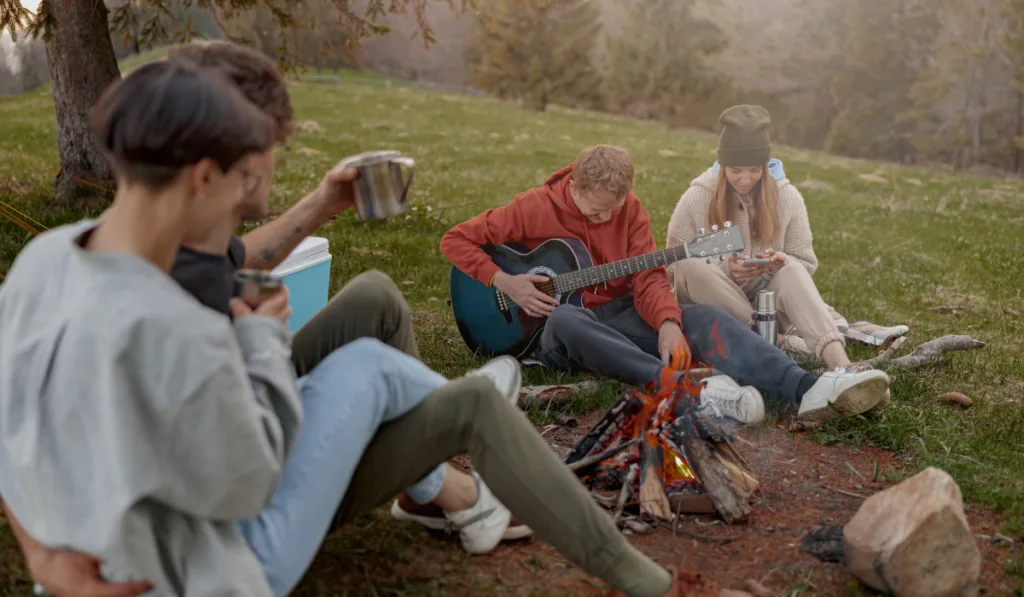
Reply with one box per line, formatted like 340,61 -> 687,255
288,270 -> 654,596
291,269 -> 419,375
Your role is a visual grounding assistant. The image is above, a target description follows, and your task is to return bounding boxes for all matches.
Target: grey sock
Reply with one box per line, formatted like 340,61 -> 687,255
607,543 -> 672,597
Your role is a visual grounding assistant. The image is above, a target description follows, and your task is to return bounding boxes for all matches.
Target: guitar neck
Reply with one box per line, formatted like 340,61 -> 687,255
554,244 -> 690,294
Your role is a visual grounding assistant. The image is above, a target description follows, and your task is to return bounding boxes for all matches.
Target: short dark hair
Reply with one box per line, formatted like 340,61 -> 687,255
167,41 -> 294,142
91,60 -> 274,188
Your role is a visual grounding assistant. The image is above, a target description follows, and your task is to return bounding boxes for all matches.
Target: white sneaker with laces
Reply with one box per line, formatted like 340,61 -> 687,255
464,355 -> 522,406
699,375 -> 765,424
446,472 -> 515,555
798,368 -> 890,422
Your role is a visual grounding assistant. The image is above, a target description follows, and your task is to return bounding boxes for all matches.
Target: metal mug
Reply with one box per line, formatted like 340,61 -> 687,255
344,150 -> 416,220
233,269 -> 284,307
754,290 -> 778,347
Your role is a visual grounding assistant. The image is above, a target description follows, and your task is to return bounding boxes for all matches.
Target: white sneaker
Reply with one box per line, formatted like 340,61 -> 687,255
465,356 -> 522,406
798,368 -> 891,422
389,491 -> 533,546
446,472 -> 517,554
699,375 -> 765,424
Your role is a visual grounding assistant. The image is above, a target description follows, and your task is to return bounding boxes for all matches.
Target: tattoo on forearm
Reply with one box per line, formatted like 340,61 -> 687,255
253,225 -> 306,268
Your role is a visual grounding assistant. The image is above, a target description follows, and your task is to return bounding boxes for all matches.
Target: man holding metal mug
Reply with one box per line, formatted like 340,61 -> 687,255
11,41 -> 532,597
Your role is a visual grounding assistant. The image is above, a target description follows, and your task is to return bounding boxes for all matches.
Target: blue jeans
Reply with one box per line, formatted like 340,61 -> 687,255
235,337 -> 449,597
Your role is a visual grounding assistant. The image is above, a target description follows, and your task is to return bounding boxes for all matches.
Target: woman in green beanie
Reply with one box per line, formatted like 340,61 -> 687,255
665,105 -> 877,380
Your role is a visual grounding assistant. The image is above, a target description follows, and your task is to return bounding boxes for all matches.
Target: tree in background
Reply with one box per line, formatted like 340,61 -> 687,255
823,0 -> 939,163
604,0 -> 724,126
904,0 -> 1015,170
0,0 -> 473,205
999,0 -> 1024,172
466,0 -> 602,112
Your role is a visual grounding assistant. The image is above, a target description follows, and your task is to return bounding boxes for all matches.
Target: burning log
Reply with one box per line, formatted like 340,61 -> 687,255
565,350 -> 759,525
638,440 -> 673,520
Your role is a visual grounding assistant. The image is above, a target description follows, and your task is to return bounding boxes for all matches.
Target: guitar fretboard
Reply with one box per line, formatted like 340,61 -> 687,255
553,244 -> 691,294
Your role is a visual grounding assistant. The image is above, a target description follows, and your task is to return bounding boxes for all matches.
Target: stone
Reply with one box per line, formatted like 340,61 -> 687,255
843,467 -> 980,597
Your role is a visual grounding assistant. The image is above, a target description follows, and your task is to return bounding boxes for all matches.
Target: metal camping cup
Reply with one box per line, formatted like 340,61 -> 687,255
754,290 -> 778,347
344,150 -> 416,220
234,269 -> 284,307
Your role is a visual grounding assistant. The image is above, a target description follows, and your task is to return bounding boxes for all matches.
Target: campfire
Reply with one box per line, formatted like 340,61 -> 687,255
565,348 -> 759,526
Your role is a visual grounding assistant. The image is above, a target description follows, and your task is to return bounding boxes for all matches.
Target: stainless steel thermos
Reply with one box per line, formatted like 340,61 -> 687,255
754,290 -> 778,346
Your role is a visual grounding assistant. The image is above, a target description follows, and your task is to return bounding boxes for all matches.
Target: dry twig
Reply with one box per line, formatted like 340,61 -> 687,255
655,519 -> 739,543
568,439 -> 640,473
613,464 -> 639,522
823,484 -> 867,499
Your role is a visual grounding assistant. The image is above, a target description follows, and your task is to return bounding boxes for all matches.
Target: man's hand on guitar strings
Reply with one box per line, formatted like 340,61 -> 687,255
493,272 -> 559,317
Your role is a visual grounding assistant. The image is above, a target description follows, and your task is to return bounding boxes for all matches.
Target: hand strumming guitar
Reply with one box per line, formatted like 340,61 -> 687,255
493,272 -> 559,318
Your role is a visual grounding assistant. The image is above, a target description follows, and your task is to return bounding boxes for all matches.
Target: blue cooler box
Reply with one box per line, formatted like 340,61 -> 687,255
272,236 -> 332,332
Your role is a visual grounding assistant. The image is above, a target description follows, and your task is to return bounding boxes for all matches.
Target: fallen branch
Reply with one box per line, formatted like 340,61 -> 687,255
889,335 -> 986,368
518,381 -> 603,409
853,335 -> 985,370
568,439 -> 640,473
859,336 -> 906,368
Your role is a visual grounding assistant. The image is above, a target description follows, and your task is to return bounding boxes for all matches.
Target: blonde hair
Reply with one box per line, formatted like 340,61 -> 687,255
708,166 -> 779,244
573,144 -> 634,198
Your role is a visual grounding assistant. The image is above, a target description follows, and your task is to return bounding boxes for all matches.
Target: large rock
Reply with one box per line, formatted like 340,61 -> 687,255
843,467 -> 980,597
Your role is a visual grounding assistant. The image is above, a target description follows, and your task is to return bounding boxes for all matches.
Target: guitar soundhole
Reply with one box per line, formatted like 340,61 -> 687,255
527,266 -> 562,302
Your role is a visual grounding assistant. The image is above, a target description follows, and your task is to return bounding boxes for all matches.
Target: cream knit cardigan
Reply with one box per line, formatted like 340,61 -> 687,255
666,166 -> 818,299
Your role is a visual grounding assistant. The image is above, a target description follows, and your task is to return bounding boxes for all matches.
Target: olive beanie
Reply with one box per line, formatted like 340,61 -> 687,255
716,105 -> 772,167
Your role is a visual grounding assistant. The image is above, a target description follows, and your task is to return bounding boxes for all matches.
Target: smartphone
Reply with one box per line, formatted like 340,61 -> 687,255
743,258 -> 771,266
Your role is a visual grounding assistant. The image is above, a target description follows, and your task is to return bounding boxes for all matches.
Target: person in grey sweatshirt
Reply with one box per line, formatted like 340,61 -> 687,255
0,59 -> 694,597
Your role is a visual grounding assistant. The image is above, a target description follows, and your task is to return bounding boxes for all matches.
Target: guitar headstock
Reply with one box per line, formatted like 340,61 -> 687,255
686,221 -> 744,263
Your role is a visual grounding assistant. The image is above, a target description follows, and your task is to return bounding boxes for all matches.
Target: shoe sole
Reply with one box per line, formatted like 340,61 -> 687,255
390,501 -> 534,541
799,377 -> 889,423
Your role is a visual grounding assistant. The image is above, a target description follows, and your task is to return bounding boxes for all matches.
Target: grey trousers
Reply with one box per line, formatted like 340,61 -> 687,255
535,296 -> 818,404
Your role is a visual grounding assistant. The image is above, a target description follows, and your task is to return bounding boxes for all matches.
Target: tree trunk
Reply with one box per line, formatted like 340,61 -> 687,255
45,0 -> 121,205
1015,88 -> 1024,174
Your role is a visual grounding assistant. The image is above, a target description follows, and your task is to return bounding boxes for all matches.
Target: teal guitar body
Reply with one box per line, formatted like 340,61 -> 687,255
448,225 -> 744,358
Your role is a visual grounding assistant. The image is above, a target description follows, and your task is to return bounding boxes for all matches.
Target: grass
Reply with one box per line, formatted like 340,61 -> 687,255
1,63 -> 1023,595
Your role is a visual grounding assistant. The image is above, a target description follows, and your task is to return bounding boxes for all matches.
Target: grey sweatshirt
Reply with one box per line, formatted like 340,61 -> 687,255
0,221 -> 303,596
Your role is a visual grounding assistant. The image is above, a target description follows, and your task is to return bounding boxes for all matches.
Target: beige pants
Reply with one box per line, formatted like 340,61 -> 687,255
673,260 -> 845,359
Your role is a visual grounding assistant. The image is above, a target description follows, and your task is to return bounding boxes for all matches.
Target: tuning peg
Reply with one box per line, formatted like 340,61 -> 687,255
724,220 -> 732,228
719,254 -> 725,261
711,224 -> 719,232
698,227 -> 706,235
706,257 -> 712,264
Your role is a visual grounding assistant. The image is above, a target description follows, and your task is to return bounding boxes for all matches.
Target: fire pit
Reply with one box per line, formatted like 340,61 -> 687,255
565,349 -> 759,525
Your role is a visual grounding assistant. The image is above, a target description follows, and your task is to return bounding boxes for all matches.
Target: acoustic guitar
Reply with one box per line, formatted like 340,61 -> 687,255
448,222 -> 744,358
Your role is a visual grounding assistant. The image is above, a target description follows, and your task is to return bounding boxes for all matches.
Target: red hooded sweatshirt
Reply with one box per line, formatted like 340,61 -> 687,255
439,164 -> 682,332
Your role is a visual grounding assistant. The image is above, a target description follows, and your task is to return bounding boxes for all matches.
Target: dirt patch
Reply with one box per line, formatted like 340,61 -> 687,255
336,417 -> 1018,596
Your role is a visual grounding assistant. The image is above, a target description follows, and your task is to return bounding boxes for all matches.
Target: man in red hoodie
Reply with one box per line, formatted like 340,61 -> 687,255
441,145 -> 891,424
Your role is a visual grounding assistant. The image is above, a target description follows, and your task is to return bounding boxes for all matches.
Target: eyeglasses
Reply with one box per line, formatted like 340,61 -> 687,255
240,167 -> 262,196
